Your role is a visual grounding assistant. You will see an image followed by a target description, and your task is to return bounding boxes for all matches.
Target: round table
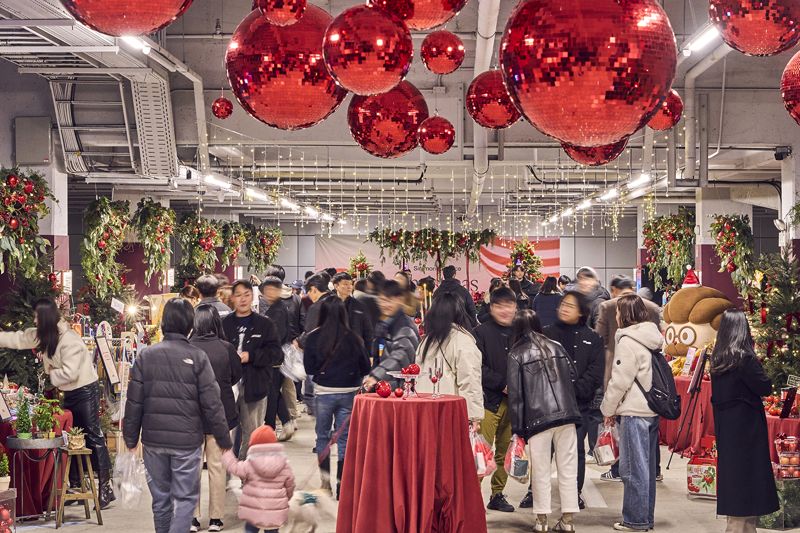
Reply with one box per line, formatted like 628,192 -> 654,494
337,393 -> 487,533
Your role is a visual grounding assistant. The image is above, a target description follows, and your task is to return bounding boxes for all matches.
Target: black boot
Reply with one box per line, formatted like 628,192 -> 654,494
336,460 -> 344,500
98,470 -> 115,510
319,456 -> 332,494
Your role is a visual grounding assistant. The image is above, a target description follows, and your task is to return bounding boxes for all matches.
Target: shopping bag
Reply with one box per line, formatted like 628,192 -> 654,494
470,426 -> 497,479
113,449 -> 146,509
503,434 -> 530,484
593,422 -> 620,466
280,343 -> 307,382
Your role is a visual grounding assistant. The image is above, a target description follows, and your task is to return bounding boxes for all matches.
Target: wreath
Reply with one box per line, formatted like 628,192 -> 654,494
246,225 -> 283,274
220,221 -> 247,269
0,168 -> 56,279
710,213 -> 755,295
642,209 -> 695,290
131,197 -> 175,286
176,213 -> 221,275
508,240 -> 544,281
81,197 -> 129,299
348,250 -> 372,278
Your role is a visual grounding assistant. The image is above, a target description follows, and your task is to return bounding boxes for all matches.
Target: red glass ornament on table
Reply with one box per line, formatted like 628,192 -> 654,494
647,89 -> 684,131
323,5 -> 413,96
466,70 -> 521,129
418,116 -> 455,154
226,5 -> 347,131
420,31 -> 465,75
562,138 -> 629,167
500,0 -> 677,146
709,0 -> 800,56
348,80 -> 429,158
368,0 -> 469,31
59,0 -> 194,37
256,0 -> 306,27
211,97 -> 233,120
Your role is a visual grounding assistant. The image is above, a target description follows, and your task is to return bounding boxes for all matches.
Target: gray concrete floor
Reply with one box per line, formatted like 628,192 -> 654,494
18,413 -> 782,532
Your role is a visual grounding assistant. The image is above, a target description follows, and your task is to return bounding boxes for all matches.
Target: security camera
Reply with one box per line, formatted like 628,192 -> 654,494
197,186 -> 208,196
775,146 -> 792,161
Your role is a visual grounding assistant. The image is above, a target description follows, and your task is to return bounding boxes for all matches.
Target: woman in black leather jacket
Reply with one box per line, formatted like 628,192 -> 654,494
507,310 -> 582,533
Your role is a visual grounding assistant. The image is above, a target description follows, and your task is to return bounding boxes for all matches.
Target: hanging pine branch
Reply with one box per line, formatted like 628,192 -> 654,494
131,198 -> 175,286
80,197 -> 129,300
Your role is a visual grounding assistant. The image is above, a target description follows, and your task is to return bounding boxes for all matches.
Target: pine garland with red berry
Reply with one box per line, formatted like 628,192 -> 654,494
81,197 -> 129,299
176,213 -> 221,275
245,225 -> 282,274
710,213 -> 755,295
131,197 -> 175,286
507,240 -> 544,281
367,228 -> 495,268
348,250 -> 372,279
220,221 -> 247,269
642,209 -> 695,290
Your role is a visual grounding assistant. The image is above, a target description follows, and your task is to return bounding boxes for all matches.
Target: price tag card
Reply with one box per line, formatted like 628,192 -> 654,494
96,329 -> 121,385
0,393 -> 11,422
110,298 -> 125,314
681,347 -> 697,376
787,375 -> 800,388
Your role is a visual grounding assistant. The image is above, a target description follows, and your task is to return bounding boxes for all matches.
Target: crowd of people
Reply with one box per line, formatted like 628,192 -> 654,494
1,261 -> 778,533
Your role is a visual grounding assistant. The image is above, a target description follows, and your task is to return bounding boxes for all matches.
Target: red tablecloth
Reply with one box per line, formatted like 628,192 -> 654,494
0,410 -> 72,517
337,393 -> 487,533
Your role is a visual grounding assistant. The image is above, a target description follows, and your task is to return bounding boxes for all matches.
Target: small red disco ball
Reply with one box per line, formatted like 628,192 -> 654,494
647,89 -> 683,131
226,6 -> 347,131
466,70 -> 521,129
709,0 -> 800,57
562,138 -> 628,166
500,0 -> 677,147
348,80 -> 429,158
421,31 -> 465,75
418,116 -> 455,154
256,0 -> 306,27
323,5 -> 413,96
368,0 -> 469,31
781,49 -> 800,125
60,0 -> 194,37
211,97 -> 233,119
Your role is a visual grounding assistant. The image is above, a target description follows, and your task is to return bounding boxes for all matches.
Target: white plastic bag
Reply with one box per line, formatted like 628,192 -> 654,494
593,422 -> 620,466
470,426 -> 497,479
280,343 -> 306,382
113,449 -> 146,509
504,434 -> 530,484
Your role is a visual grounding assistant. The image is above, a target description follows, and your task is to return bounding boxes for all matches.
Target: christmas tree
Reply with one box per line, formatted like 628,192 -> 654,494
507,240 -> 544,281
348,250 -> 372,279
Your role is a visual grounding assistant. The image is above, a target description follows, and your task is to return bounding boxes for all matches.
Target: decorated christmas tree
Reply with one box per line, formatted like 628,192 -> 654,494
507,240 -> 543,281
348,250 -> 372,279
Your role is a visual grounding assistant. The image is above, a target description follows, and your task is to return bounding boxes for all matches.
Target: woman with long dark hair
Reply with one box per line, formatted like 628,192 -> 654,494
532,276 -> 563,328
0,297 -> 115,507
189,305 -> 242,533
303,297 -> 370,497
711,309 -> 778,533
415,292 -> 483,424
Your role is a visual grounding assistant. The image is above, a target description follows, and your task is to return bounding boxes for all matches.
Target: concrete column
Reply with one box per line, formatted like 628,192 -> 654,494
38,166 -> 69,271
780,153 -> 800,257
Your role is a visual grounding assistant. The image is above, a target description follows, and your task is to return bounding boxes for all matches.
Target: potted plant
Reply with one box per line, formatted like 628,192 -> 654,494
0,455 -> 9,491
14,394 -> 31,439
66,427 -> 85,450
33,397 -> 62,439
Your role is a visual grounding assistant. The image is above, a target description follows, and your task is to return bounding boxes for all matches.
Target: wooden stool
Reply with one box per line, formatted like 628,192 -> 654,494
54,447 -> 103,528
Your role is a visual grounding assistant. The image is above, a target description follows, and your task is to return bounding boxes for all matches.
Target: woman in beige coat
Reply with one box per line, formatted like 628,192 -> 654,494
415,292 -> 484,424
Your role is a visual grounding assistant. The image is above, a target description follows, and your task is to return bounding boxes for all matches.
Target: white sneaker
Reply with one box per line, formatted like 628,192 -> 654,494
279,420 -> 296,442
586,453 -> 596,464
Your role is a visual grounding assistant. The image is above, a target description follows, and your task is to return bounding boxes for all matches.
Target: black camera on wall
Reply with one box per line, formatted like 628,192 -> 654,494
774,146 -> 792,161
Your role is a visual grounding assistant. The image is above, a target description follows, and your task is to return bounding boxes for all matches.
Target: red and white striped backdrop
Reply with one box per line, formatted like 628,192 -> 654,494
480,238 -> 561,279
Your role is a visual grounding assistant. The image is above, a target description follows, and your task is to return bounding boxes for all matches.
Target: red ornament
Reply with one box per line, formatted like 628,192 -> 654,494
226,6 -> 347,131
256,0 -> 306,27
121,274 -> 127,285
418,116 -> 455,154
466,70 -> 521,129
348,80 -> 429,158
420,31 -> 465,75
23,181 -> 34,194
562,138 -> 628,166
414,317 -> 421,325
98,240 -> 107,250
726,262 -> 738,273
647,89 -> 684,131
323,5 -> 413,96
8,219 -> 18,230
59,0 -> 194,37
781,50 -> 800,125
500,0 -> 677,146
368,0 -> 468,31
6,175 -> 18,189
48,273 -> 58,283
394,387 -> 404,398
709,0 -> 800,56
376,380 -> 392,398
212,97 -> 234,119
407,363 -> 421,375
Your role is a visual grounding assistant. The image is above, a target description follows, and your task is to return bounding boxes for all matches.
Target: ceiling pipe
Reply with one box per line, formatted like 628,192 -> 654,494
467,0 -> 502,216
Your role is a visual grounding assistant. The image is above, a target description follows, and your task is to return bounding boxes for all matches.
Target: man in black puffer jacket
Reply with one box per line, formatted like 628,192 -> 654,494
123,299 -> 232,533
435,265 -> 478,327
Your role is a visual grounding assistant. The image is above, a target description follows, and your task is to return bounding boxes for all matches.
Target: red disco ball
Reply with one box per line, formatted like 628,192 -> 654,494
323,5 -> 413,96
348,81 -> 430,158
709,0 -> 800,57
226,6 -> 347,131
500,0 -> 677,147
368,0 -> 469,31
418,116 -> 455,154
781,49 -> 800,125
256,0 -> 306,26
647,89 -> 683,131
59,0 -> 194,36
466,70 -> 521,129
562,138 -> 628,166
421,31 -> 465,75
211,97 -> 234,119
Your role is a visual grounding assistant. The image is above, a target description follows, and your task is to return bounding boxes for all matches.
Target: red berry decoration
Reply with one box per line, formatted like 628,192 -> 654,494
709,0 -> 800,57
562,138 -> 628,166
17,237 -> 24,244
256,0 -> 306,27
394,387 -> 404,398
647,89 -> 684,131
59,0 -> 194,37
98,240 -> 107,250
212,97 -> 234,119
421,30 -> 465,75
376,380 -> 392,398
418,116 -> 455,155
466,70 -> 521,130
726,262 -> 737,273
48,273 -> 58,283
430,376 -> 439,384
414,317 -> 421,325
8,218 -> 18,230
6,175 -> 18,188
23,181 -> 34,194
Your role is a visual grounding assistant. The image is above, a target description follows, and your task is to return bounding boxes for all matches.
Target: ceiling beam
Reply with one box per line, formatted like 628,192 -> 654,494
0,19 -> 74,28
0,45 -> 119,53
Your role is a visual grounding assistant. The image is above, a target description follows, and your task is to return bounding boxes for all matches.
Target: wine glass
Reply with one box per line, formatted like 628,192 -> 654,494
429,356 -> 444,399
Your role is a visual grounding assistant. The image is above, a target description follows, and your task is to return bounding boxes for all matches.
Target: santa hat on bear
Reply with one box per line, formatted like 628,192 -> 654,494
682,265 -> 700,288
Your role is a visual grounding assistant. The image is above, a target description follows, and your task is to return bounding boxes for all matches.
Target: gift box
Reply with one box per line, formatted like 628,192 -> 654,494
758,478 -> 800,530
687,436 -> 717,498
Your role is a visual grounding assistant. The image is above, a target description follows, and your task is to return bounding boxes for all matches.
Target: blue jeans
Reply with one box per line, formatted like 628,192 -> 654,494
314,391 -> 356,461
143,446 -> 203,533
618,416 -> 659,530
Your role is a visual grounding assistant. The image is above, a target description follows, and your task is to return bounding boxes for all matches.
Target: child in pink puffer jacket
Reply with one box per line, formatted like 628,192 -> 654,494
222,425 -> 295,533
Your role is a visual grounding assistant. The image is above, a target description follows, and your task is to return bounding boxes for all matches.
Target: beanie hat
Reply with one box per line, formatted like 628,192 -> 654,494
249,425 -> 277,446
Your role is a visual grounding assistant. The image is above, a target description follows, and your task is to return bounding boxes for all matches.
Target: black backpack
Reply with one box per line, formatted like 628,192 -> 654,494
634,348 -> 681,420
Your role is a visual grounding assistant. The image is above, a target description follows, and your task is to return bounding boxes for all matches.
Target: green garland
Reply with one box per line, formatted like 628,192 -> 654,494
642,209 -> 695,290
81,197 -> 129,299
220,221 -> 247,269
0,168 -> 56,279
131,197 -> 175,286
367,228 -> 495,268
246,225 -> 282,274
710,213 -> 755,295
177,213 -> 221,275
508,240 -> 544,281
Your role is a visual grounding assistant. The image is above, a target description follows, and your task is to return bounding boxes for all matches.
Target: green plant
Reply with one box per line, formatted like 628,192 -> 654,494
710,213 -> 755,296
0,454 -> 9,477
220,221 -> 247,269
642,209 -> 695,290
66,426 -> 84,437
348,250 -> 372,278
81,197 -> 130,299
131,197 -> 175,286
367,228 -> 495,268
176,213 -> 221,274
15,392 -> 31,435
246,225 -> 283,273
33,396 -> 62,433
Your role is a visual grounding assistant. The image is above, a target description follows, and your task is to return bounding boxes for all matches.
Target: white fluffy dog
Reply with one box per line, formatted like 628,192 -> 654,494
285,489 -> 338,533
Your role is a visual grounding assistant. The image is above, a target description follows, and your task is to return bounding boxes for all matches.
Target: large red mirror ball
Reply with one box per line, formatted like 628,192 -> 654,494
466,70 -> 521,129
709,0 -> 800,57
323,5 -> 414,96
368,0 -> 469,31
60,0 -> 194,37
781,49 -> 800,125
421,31 -> 465,74
647,89 -> 684,131
348,81 -> 430,158
562,138 -> 628,167
418,116 -> 455,154
500,0 -> 677,147
226,6 -> 347,131
256,0 -> 306,27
